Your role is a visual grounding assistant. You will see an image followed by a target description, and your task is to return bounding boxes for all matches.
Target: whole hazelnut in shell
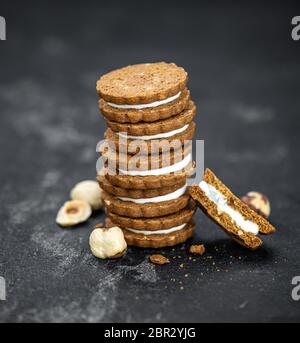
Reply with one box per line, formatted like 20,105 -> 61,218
89,226 -> 127,259
241,191 -> 271,218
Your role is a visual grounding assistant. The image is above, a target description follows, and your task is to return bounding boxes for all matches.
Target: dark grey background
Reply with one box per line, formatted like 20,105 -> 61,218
0,0 -> 300,323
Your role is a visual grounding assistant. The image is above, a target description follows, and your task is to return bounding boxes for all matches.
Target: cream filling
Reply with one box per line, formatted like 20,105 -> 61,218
199,181 -> 259,235
125,223 -> 186,235
117,124 -> 189,141
119,153 -> 192,176
118,184 -> 187,204
107,91 -> 181,110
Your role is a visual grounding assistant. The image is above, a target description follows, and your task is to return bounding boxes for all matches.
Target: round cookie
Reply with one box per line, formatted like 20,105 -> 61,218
101,161 -> 195,189
98,175 -> 186,198
106,217 -> 194,248
106,100 -> 196,136
102,191 -> 190,218
101,142 -> 192,171
107,201 -> 196,230
123,222 -> 194,248
100,89 -> 190,124
97,62 -> 188,105
104,122 -> 196,154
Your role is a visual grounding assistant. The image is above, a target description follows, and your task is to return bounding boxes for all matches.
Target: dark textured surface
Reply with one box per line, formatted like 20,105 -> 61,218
0,0 -> 300,323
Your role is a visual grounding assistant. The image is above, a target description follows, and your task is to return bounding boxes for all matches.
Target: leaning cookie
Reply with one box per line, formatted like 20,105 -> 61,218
190,169 -> 276,250
106,217 -> 194,248
102,190 -> 190,218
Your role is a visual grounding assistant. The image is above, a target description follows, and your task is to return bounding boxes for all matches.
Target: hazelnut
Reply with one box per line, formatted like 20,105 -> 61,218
56,200 -> 92,227
241,191 -> 271,218
89,226 -> 127,259
70,180 -> 103,210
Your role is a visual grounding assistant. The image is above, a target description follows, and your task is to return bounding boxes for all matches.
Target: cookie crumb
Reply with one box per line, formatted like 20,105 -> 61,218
189,244 -> 206,255
149,254 -> 170,265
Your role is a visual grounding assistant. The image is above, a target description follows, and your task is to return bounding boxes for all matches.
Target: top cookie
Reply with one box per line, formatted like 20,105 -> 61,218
96,62 -> 188,105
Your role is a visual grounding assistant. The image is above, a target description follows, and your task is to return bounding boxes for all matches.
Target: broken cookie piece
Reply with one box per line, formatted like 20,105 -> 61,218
190,169 -> 276,250
149,254 -> 170,265
189,244 -> 205,255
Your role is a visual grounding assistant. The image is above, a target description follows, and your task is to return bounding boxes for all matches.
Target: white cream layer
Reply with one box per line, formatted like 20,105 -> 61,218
118,184 -> 187,204
117,124 -> 189,141
125,223 -> 186,235
107,91 -> 181,110
199,181 -> 259,235
119,153 -> 192,176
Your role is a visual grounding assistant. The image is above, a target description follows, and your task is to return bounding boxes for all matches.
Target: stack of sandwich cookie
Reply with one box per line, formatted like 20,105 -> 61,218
96,62 -> 197,248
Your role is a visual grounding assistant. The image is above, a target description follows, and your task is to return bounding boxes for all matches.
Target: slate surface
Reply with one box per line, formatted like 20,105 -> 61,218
0,0 -> 300,323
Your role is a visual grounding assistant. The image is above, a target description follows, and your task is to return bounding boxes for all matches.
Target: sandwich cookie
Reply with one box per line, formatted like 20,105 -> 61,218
107,200 -> 196,230
100,88 -> 190,124
190,169 -> 276,250
98,175 -> 186,198
102,190 -> 190,218
101,159 -> 195,189
106,100 -> 196,136
106,217 -> 195,248
101,142 -> 192,171
104,122 -> 196,154
97,62 -> 188,105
